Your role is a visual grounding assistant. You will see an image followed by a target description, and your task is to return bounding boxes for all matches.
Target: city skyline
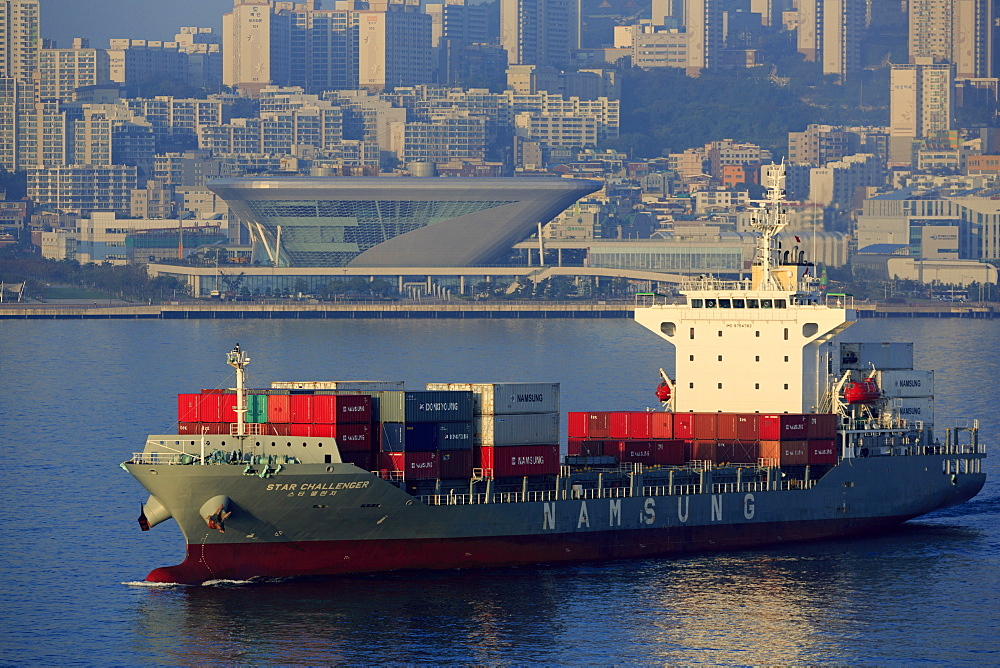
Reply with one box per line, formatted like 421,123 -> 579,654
41,0 -> 232,48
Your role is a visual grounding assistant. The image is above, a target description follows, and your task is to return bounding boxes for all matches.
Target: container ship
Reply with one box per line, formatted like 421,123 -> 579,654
123,165 -> 986,585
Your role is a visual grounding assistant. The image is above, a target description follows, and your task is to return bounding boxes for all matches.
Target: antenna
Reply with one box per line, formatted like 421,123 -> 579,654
226,344 -> 250,437
748,162 -> 789,291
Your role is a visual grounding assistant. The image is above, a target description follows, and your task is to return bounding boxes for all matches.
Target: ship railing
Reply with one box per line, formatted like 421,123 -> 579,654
130,451 -> 203,465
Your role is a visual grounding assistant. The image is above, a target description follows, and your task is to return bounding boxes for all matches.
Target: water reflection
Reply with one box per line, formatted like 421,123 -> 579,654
129,522 -> 987,665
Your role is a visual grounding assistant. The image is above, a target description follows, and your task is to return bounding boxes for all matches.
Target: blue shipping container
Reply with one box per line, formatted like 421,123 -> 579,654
379,422 -> 406,453
437,421 -> 474,450
404,391 -> 473,423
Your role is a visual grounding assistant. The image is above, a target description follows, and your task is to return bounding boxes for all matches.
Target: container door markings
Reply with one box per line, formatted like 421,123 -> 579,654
677,496 -> 689,523
609,499 -> 621,526
542,502 -> 556,530
577,501 -> 589,528
711,495 -> 723,521
643,498 -> 656,525
744,493 -> 755,519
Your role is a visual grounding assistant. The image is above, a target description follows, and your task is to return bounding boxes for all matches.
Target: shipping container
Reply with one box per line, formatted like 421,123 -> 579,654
735,413 -> 759,441
567,438 -> 605,456
808,439 -> 837,465
339,451 -> 374,470
425,382 -> 560,415
405,390 -> 474,423
178,394 -> 201,423
691,440 -> 717,461
403,423 -> 439,452
476,412 -> 559,447
437,421 -> 474,450
290,394 -> 314,423
759,440 -> 808,466
893,396 -> 934,425
567,411 -> 610,438
267,394 -> 291,423
837,342 -> 913,373
716,440 -> 760,463
877,370 -> 934,399
199,393 -> 224,422
330,423 -> 373,452
673,413 -> 695,439
379,422 -> 406,452
178,422 -> 229,435
260,422 -> 291,437
805,413 -> 837,439
312,394 -> 372,424
609,412 -> 654,439
650,412 -> 672,438
290,423 -> 314,437
244,394 -> 268,423
475,444 -> 560,477
605,440 -> 688,466
760,414 -> 809,440
379,451 -> 439,480
271,380 -> 404,391
692,413 -> 718,439
439,450 -> 473,479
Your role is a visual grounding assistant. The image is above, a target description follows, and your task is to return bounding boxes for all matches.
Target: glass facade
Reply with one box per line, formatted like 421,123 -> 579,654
589,243 -> 745,272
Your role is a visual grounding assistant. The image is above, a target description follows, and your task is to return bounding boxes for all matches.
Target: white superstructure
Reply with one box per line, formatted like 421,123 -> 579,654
635,163 -> 856,414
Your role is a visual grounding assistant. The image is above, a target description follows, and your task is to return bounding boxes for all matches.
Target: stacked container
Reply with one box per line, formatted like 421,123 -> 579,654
373,390 -> 475,480
428,382 -> 561,478
568,410 -> 687,466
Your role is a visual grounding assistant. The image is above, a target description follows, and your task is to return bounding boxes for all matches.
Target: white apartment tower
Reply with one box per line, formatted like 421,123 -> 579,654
358,0 -> 432,92
0,0 -> 39,83
797,0 -> 864,82
222,1 -> 290,94
890,58 -> 954,164
500,0 -> 579,68
909,0 -> 997,78
685,0 -> 723,74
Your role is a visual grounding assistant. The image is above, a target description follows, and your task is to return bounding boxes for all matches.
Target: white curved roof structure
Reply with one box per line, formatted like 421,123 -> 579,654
208,177 -> 602,267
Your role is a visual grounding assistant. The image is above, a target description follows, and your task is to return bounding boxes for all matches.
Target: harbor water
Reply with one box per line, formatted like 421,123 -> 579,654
0,318 -> 997,665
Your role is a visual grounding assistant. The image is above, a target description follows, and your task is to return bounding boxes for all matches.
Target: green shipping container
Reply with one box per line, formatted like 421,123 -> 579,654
246,394 -> 268,423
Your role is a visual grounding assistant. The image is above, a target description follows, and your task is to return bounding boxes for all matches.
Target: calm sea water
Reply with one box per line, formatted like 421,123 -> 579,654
0,317 -> 997,665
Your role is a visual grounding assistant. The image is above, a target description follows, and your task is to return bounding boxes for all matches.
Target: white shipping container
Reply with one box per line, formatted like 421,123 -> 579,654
838,342 -> 913,372
475,412 -> 560,446
270,380 -> 405,391
427,382 -> 560,415
877,370 -> 934,398
892,396 -> 934,426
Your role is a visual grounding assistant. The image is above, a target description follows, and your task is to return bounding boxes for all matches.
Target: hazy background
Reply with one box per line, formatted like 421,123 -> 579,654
41,0 -> 233,48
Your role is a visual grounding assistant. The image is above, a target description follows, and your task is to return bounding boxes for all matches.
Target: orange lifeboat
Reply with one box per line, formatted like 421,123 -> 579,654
844,379 -> 880,404
655,381 -> 672,402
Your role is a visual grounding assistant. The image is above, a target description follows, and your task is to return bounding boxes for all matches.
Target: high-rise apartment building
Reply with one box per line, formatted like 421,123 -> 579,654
0,0 -> 39,82
890,58 -> 954,163
909,0 -> 997,78
685,0 -> 723,73
222,1 -> 291,94
38,38 -> 110,101
358,0 -> 432,92
500,0 -> 579,68
797,0 -> 863,82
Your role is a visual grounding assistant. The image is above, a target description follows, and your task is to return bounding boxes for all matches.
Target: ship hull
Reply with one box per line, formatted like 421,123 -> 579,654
127,453 -> 985,585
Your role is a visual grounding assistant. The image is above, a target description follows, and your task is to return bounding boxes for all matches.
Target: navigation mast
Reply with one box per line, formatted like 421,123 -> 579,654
749,163 -> 789,291
226,344 -> 250,437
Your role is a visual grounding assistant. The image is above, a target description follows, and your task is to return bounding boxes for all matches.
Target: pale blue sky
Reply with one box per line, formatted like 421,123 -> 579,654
42,0 -> 234,48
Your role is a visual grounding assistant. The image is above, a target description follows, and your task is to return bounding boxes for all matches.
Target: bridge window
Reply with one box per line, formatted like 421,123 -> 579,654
691,299 -> 703,308
803,323 -> 818,337
705,299 -> 717,308
719,299 -> 731,308
660,322 -> 676,336
747,299 -> 760,308
733,299 -> 746,308
761,299 -> 773,308
775,300 -> 787,308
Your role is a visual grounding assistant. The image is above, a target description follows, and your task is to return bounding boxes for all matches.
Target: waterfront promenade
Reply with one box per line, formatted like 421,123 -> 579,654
0,300 -> 995,319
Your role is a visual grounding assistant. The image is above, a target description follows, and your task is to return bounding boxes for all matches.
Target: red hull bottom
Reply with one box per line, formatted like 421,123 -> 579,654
147,515 -> 915,584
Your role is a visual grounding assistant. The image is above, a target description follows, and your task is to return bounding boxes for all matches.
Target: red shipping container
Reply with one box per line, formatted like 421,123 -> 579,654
290,423 -> 314,437
760,414 -> 809,440
312,394 -> 372,424
716,440 -> 760,463
808,439 -> 838,465
760,440 -> 808,466
655,439 -> 689,465
177,422 -> 201,435
609,412 -> 654,439
609,412 -> 630,439
200,388 -> 224,394
691,439 -> 717,461
199,393 -> 224,422
221,393 -> 237,423
178,422 -> 229,435
340,451 -> 374,470
475,444 -> 559,477
379,451 -> 439,480
568,412 -> 610,438
651,412 -> 672,438
605,440 -> 685,466
806,414 -> 838,439
331,423 -> 372,452
178,394 -> 201,422
736,414 -> 760,441
692,413 -> 717,439
268,394 -> 291,423
290,394 -> 314,423
440,450 -> 473,478
716,413 -> 739,440
567,438 -> 605,456
673,413 -> 695,439
261,422 -> 291,436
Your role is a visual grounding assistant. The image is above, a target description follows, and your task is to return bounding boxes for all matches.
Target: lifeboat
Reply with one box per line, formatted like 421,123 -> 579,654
844,379 -> 880,404
655,381 -> 672,402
